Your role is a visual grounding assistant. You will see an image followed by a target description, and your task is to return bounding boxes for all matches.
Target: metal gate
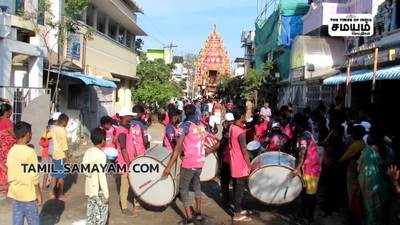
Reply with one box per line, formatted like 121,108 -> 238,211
0,86 -> 50,123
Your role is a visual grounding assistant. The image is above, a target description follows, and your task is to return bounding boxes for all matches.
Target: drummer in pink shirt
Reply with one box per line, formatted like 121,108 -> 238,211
114,109 -> 137,216
229,107 -> 252,222
163,104 -> 219,225
163,108 -> 181,152
130,105 -> 150,157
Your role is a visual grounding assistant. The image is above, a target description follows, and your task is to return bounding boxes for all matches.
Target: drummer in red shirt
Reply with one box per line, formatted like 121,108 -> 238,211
115,109 -> 137,216
163,104 -> 219,225
229,107 -> 252,222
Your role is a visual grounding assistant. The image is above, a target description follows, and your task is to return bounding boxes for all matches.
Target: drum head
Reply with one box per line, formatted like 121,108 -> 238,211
247,141 -> 261,151
249,166 -> 302,205
200,153 -> 218,182
129,156 -> 177,206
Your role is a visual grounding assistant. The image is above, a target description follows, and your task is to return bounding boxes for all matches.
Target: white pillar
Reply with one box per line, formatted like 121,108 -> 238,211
93,8 -> 98,30
115,24 -> 120,40
0,40 -> 12,87
105,15 -> 109,35
28,56 -> 43,99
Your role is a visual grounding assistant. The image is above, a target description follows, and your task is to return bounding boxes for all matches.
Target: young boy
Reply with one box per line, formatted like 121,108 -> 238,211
82,128 -> 109,225
229,107 -> 252,222
163,104 -> 219,224
163,108 -> 181,152
39,119 -> 56,190
7,121 -> 42,225
49,113 -> 69,200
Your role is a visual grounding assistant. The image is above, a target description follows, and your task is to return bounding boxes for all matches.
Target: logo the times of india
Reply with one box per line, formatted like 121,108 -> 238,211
21,163 -> 160,174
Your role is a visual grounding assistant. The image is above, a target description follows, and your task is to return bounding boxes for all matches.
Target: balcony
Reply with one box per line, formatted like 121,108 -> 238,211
93,0 -> 145,36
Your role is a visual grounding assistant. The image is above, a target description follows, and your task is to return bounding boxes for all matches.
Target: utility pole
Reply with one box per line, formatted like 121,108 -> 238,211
164,41 -> 178,64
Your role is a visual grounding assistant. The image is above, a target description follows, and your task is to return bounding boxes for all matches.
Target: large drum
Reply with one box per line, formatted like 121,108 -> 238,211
200,153 -> 218,181
248,152 -> 303,205
129,145 -> 180,206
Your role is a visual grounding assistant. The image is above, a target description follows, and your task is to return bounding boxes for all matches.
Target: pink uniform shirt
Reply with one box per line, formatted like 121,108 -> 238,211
163,124 -> 178,152
179,121 -> 206,169
229,125 -> 250,178
115,126 -> 136,171
130,120 -> 147,156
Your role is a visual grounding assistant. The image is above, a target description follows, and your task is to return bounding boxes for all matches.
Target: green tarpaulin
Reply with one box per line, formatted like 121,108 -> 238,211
255,0 -> 309,80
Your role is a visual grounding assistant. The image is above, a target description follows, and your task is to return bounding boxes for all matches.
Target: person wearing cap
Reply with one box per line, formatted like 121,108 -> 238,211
114,108 -> 136,215
219,112 -> 234,206
265,122 -> 289,152
228,107 -> 252,222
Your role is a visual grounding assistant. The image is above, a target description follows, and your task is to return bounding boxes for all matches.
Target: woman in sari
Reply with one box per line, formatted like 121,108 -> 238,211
340,125 -> 366,224
358,129 -> 390,225
0,103 -> 16,195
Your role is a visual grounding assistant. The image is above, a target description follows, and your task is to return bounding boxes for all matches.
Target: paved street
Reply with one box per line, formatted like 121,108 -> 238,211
0,123 -> 347,225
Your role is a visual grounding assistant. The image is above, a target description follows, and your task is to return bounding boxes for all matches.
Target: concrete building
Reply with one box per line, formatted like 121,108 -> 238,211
146,48 -> 173,64
46,0 -> 146,131
240,30 -> 255,73
0,0 -> 46,121
233,57 -> 245,77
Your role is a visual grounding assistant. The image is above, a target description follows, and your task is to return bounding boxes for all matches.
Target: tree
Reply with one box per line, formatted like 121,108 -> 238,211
134,38 -> 144,55
133,58 -> 182,107
241,68 -> 265,105
182,54 -> 197,98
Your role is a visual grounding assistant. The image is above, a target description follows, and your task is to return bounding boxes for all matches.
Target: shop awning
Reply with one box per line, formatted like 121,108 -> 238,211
47,69 -> 117,88
323,65 -> 400,85
322,70 -> 370,85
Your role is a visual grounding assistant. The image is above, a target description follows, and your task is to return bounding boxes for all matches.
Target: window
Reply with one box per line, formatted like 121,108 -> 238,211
68,84 -> 84,109
109,20 -> 118,40
86,5 -> 95,27
118,27 -> 126,44
15,0 -> 24,14
97,11 -> 106,34
126,32 -> 133,48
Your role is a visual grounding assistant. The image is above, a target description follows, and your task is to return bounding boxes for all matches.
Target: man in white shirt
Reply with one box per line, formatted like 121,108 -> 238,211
82,128 -> 109,225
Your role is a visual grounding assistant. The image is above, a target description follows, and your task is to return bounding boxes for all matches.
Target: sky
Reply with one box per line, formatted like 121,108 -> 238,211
135,0 -> 258,62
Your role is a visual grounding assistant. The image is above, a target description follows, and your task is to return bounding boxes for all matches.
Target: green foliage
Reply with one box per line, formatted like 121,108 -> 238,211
216,76 -> 244,103
136,59 -> 174,83
135,38 -> 144,55
178,79 -> 187,89
64,0 -> 89,21
133,81 -> 181,107
133,59 -> 182,107
241,69 -> 265,101
217,62 -> 276,107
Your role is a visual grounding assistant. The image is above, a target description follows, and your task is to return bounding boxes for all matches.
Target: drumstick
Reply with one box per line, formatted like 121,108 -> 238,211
269,174 -> 293,204
139,180 -> 153,189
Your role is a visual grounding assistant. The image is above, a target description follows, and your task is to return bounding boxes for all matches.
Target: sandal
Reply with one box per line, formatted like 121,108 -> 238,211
233,215 -> 252,222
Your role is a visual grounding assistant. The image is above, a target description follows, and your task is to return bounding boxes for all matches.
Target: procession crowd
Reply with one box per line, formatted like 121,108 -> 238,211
0,96 -> 400,225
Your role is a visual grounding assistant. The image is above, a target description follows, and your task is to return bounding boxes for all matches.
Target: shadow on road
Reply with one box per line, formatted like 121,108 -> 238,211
39,199 -> 66,225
